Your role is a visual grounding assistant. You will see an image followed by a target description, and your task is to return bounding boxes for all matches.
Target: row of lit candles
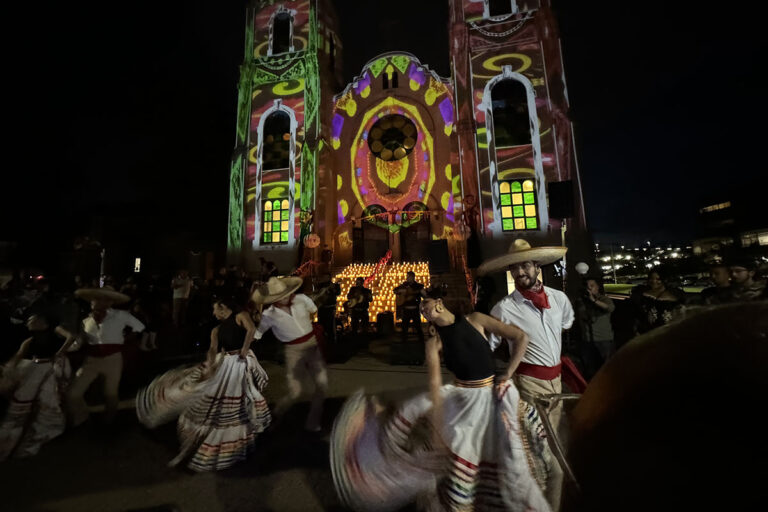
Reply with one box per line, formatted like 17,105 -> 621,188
331,262 -> 431,322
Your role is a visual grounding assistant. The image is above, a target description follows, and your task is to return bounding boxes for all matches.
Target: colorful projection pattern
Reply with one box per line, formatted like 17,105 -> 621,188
331,54 -> 457,237
468,26 -> 553,234
229,3 -> 322,251
499,179 -> 538,231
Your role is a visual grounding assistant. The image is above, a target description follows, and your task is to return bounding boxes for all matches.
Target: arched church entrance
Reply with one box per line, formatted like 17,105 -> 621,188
399,202 -> 430,262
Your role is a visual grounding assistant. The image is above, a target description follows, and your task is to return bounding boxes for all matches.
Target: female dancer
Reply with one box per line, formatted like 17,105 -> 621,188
136,297 -> 271,471
331,287 -> 552,511
0,314 -> 74,460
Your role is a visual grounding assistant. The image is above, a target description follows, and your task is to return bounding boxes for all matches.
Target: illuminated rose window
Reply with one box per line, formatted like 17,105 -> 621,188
367,114 -> 417,161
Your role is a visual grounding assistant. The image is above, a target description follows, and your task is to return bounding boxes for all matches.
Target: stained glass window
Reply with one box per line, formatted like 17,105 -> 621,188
263,199 -> 290,244
499,179 -> 538,231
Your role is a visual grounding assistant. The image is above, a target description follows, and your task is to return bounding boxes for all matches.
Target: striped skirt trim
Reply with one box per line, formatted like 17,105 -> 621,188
331,384 -> 553,512
137,351 -> 271,472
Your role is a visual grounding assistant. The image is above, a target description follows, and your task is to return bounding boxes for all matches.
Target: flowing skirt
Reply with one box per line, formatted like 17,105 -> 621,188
0,357 -> 71,460
136,351 -> 271,471
331,382 -> 552,512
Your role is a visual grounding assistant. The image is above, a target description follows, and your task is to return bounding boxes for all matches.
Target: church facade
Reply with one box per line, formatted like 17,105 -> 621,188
227,0 -> 587,278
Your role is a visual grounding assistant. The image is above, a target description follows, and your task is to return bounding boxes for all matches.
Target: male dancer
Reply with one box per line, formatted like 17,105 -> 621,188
252,276 -> 327,432
68,286 -> 145,426
479,239 -> 573,510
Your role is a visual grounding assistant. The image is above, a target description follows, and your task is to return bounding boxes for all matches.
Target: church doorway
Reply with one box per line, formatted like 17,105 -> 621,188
400,202 -> 430,262
355,205 -> 391,262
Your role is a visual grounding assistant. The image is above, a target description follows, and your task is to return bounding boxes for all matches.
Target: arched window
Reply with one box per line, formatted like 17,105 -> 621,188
490,79 -> 531,149
263,198 -> 291,244
257,105 -> 295,246
262,111 -> 291,170
498,178 -> 538,231
487,1 -> 519,17
272,11 -> 292,55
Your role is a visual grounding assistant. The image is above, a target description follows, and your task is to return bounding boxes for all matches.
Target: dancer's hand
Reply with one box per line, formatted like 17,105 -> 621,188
494,379 -> 510,401
239,348 -> 249,360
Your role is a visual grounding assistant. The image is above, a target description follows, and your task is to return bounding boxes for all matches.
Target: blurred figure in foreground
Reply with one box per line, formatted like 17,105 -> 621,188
564,302 -> 768,512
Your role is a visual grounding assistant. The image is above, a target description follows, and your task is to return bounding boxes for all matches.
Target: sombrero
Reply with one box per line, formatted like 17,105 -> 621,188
74,286 -> 130,304
251,276 -> 303,305
477,239 -> 567,276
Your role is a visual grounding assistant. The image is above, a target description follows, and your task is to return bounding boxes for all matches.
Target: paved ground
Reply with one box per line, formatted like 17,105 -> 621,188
1,335 -> 450,512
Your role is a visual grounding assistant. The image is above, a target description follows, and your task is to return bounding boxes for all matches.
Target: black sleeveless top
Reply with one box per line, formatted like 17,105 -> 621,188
27,330 -> 60,359
435,316 -> 495,381
218,313 -> 247,352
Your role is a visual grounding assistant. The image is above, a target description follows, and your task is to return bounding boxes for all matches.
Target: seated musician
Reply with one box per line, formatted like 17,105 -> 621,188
393,271 -> 427,343
347,277 -> 373,334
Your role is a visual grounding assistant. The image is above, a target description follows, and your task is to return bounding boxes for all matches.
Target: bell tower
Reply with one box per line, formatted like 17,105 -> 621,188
227,0 -> 342,270
449,0 -> 587,256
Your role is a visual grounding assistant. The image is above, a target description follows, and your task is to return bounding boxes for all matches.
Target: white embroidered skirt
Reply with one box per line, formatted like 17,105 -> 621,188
136,351 -> 271,471
331,380 -> 552,511
0,357 -> 70,460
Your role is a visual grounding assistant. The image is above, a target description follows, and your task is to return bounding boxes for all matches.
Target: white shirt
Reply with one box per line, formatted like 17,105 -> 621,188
82,309 -> 145,345
254,294 -> 317,343
489,286 -> 575,367
172,276 -> 193,299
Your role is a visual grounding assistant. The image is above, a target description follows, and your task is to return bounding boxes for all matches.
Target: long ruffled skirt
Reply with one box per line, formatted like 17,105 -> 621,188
331,381 -> 552,511
136,351 -> 271,471
0,357 -> 71,460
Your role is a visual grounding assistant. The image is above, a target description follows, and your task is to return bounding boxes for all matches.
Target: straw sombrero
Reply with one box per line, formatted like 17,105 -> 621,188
74,286 -> 130,304
251,276 -> 303,305
477,239 -> 567,276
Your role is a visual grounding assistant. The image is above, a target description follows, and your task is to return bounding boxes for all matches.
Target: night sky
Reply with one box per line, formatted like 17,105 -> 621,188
4,0 -> 765,262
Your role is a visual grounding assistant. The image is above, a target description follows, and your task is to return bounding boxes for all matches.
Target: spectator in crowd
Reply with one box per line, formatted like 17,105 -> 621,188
171,269 -> 193,327
575,276 -> 615,380
630,267 -> 685,334
699,261 -> 731,305
727,255 -> 766,301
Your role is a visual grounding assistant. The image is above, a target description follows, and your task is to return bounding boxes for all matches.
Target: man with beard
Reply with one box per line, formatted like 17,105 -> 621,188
479,239 -> 573,511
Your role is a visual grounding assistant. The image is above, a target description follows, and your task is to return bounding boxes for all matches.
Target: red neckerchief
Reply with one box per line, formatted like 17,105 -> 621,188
518,281 -> 550,311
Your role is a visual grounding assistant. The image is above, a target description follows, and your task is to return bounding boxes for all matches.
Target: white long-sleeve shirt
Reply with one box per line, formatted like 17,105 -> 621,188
254,294 -> 317,343
489,286 -> 574,367
82,309 -> 145,345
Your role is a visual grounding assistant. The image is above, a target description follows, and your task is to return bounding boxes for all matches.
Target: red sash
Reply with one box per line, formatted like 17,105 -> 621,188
515,357 -> 588,394
516,361 -> 562,380
285,330 -> 315,345
87,344 -> 124,357
285,324 -> 327,361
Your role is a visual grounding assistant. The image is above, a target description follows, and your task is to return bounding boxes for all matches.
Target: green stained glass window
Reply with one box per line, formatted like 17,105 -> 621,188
262,199 -> 290,244
498,179 -> 538,232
